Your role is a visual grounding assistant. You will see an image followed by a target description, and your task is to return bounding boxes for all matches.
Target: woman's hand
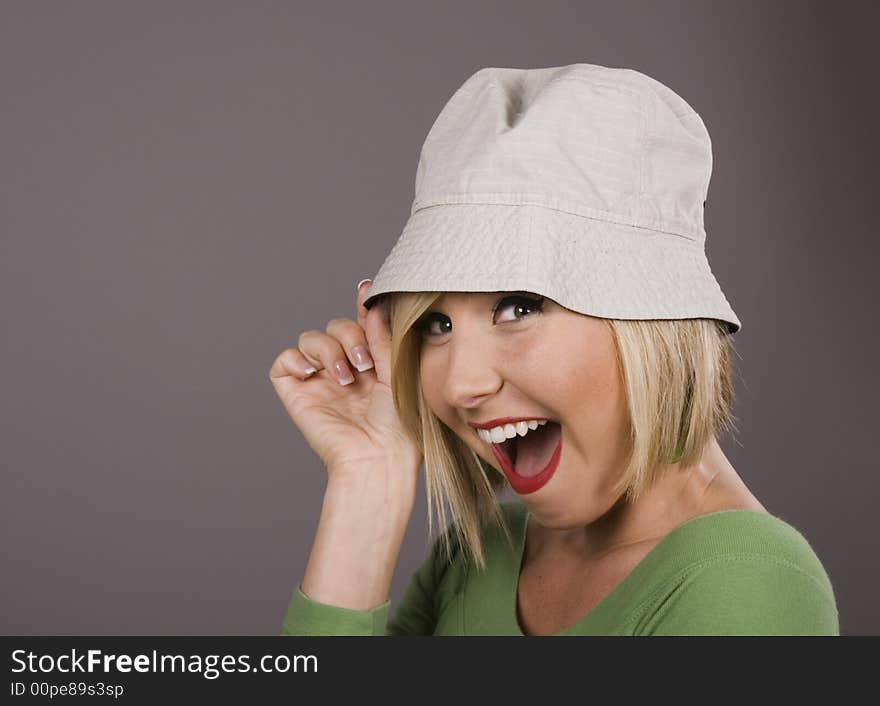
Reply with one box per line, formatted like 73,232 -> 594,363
268,281 -> 422,483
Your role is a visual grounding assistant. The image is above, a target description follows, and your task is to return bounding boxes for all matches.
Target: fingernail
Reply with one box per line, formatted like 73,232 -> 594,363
351,345 -> 374,372
333,359 -> 355,385
356,278 -> 372,293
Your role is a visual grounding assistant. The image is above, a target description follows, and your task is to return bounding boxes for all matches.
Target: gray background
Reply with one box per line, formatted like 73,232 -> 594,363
1,1 -> 877,635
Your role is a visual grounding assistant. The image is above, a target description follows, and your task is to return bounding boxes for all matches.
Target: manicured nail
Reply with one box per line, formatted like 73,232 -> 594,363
333,359 -> 355,385
351,345 -> 374,372
356,278 -> 372,293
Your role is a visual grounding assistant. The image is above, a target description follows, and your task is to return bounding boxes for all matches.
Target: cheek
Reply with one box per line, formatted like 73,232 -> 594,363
523,331 -> 625,442
504,334 -> 559,380
517,334 -> 608,403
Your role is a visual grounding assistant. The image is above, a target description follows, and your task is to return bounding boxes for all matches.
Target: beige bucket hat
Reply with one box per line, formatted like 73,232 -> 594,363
362,62 -> 741,335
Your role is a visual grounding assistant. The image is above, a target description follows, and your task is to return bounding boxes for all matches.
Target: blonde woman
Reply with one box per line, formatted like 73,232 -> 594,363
269,64 -> 839,636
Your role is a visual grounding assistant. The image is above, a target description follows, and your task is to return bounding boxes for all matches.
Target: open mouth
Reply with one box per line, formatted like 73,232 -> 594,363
491,420 -> 562,479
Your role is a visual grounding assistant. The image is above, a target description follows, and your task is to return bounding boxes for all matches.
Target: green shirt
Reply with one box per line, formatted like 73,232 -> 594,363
281,502 -> 840,636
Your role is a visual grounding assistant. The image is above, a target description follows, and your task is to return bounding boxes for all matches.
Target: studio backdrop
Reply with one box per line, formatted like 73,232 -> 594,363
1,0 -> 877,636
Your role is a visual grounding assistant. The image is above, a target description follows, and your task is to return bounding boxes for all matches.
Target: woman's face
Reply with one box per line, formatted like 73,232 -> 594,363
416,291 -> 633,529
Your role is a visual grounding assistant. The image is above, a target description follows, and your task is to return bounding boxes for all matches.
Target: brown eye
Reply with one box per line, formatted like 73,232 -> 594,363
414,294 -> 545,339
492,294 -> 545,324
414,314 -> 451,337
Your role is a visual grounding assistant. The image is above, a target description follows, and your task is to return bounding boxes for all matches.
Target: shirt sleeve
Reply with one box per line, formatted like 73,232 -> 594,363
280,531 -> 452,636
638,555 -> 840,636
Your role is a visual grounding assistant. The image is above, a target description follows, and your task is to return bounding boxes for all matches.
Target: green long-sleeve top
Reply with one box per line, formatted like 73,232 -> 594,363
280,502 -> 840,636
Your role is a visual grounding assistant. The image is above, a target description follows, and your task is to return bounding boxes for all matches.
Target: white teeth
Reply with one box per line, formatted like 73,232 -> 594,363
477,419 -> 550,445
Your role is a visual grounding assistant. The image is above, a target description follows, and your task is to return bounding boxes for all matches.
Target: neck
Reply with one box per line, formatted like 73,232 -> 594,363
529,437 -> 733,563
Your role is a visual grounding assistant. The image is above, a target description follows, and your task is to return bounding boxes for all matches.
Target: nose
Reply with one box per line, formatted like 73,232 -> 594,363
441,335 -> 503,410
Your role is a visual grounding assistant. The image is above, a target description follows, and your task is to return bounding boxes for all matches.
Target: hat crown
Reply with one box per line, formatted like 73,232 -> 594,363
412,63 -> 712,242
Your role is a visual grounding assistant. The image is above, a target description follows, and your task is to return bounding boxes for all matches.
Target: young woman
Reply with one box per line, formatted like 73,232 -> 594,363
269,63 -> 839,635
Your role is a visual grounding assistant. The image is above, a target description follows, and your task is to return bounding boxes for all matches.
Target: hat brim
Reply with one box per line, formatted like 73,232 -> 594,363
363,203 -> 741,335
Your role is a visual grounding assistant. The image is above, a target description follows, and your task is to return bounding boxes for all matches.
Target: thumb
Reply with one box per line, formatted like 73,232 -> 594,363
358,284 -> 393,386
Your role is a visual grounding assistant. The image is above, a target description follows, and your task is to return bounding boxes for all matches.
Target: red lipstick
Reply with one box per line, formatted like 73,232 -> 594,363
488,424 -> 563,495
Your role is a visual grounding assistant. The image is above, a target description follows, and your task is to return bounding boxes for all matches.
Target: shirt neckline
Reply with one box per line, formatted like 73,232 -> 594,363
511,505 -> 772,636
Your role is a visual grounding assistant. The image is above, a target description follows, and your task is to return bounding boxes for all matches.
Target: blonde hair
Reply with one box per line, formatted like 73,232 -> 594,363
381,291 -> 741,571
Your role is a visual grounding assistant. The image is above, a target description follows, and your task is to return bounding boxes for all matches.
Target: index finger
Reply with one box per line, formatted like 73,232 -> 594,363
356,280 -> 390,327
355,280 -> 393,385
356,278 -> 373,332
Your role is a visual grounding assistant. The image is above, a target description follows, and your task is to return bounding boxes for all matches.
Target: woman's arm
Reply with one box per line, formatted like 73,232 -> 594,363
280,464 -> 419,636
281,511 -> 455,636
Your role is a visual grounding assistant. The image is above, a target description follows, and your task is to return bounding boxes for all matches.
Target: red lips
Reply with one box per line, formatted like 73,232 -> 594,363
489,424 -> 563,495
